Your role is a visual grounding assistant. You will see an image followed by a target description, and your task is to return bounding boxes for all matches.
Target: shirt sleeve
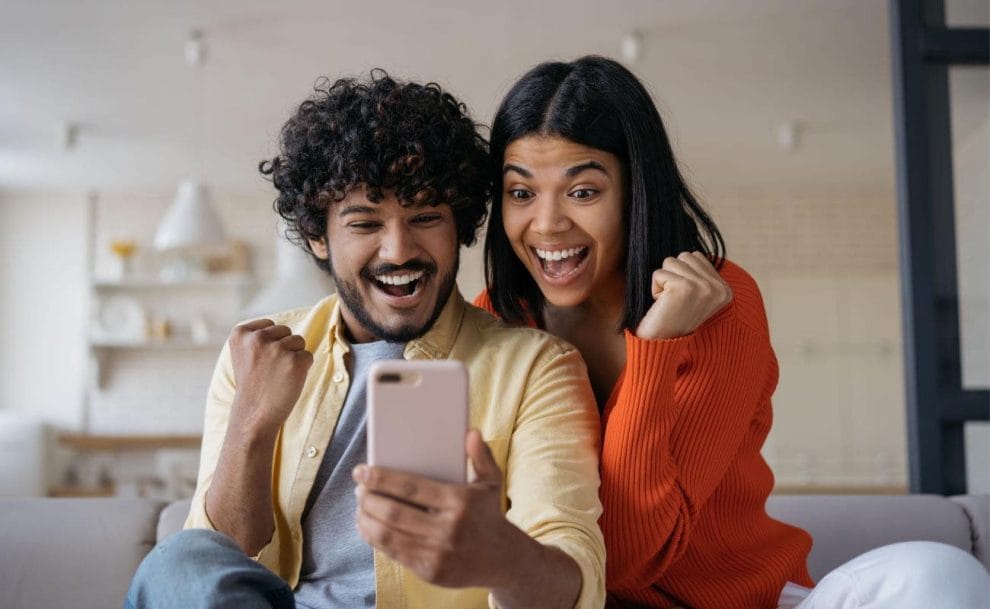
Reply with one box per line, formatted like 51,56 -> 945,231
494,345 -> 607,609
182,342 -> 280,563
184,342 -> 233,532
600,312 -> 777,592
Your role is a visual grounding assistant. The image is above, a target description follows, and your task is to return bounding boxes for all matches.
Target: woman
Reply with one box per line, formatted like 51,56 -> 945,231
476,55 -> 988,609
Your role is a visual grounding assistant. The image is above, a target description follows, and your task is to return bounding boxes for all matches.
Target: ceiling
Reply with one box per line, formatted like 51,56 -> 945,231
0,0 -> 986,196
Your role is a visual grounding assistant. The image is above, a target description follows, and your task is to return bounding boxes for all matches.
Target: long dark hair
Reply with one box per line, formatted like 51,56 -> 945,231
485,55 -> 725,330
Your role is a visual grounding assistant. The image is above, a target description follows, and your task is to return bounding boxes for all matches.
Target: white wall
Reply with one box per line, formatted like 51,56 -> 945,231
707,189 -> 908,488
955,116 -> 989,494
0,191 -> 88,429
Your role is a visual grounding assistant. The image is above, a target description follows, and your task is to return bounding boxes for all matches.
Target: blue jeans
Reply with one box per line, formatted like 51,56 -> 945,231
124,529 -> 295,609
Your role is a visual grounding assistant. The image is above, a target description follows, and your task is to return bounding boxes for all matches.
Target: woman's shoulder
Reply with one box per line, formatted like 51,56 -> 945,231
715,259 -> 771,337
472,289 -> 496,314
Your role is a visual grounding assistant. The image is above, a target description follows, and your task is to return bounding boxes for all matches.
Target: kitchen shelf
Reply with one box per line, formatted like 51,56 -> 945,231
91,338 -> 225,350
57,433 -> 202,451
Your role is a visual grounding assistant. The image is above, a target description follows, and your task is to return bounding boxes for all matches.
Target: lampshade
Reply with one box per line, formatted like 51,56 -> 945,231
242,229 -> 334,317
153,179 -> 227,250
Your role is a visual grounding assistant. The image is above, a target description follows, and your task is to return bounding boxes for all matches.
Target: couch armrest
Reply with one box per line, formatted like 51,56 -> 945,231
950,494 -> 990,572
158,498 -> 193,542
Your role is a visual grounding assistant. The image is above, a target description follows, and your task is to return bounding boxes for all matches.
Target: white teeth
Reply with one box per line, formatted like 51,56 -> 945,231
374,271 -> 425,285
534,247 -> 586,261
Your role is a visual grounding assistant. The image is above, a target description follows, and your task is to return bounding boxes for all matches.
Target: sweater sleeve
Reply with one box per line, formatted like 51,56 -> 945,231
600,311 -> 776,592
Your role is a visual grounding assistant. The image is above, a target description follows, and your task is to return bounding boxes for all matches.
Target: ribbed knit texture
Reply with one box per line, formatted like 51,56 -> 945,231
475,260 -> 813,608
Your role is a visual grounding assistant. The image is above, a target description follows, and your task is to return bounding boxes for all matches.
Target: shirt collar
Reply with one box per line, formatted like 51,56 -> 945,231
326,288 -> 465,360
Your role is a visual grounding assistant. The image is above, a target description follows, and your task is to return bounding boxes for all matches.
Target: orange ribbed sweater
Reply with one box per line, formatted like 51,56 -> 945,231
475,260 -> 813,609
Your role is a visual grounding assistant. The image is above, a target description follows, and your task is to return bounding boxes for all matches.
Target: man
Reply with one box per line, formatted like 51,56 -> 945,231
124,72 -> 605,609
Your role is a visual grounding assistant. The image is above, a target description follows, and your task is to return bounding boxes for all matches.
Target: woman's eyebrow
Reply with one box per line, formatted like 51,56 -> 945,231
503,163 -> 532,178
565,161 -> 608,177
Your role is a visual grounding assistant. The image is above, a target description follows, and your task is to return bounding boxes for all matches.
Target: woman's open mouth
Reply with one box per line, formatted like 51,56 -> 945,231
532,246 -> 589,281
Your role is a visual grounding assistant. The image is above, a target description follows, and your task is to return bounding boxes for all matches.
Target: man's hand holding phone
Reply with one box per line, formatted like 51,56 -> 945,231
353,430 -> 519,587
356,360 -> 584,607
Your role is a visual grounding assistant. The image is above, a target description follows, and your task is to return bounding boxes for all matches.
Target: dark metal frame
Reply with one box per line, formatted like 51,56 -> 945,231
889,0 -> 989,494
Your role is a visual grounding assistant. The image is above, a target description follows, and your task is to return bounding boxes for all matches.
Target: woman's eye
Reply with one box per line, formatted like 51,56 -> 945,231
507,189 -> 533,201
570,188 -> 598,200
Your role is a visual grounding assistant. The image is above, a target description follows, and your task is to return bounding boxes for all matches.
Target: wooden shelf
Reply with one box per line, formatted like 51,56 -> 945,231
57,433 -> 201,451
91,338 -> 225,350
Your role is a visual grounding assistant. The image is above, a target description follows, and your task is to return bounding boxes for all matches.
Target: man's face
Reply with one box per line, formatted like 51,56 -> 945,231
310,187 -> 459,343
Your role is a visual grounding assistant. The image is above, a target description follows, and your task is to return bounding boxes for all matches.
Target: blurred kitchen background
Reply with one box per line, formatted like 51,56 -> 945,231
0,0 -> 986,500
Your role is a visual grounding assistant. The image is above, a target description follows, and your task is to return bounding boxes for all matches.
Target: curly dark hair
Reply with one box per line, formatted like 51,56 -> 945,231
259,70 -> 491,272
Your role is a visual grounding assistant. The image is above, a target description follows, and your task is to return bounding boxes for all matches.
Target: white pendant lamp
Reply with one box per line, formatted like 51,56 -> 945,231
153,179 -> 227,281
154,179 -> 226,250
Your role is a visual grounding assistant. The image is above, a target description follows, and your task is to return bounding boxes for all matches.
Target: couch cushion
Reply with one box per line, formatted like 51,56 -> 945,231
0,497 -> 165,609
767,494 -> 975,581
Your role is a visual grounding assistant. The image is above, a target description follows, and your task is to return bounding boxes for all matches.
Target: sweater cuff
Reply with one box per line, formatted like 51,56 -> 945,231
612,331 -> 688,424
623,330 -> 688,382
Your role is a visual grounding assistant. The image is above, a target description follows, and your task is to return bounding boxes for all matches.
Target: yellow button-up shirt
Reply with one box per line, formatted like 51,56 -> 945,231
186,290 -> 606,609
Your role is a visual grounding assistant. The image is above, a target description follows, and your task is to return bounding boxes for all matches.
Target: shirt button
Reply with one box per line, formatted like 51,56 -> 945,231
306,446 -> 319,458
332,372 -> 344,383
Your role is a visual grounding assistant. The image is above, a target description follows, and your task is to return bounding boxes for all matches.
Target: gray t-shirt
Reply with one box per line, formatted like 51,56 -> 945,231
293,339 -> 406,609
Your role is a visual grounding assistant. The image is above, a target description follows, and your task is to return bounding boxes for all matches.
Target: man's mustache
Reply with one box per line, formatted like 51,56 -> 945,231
362,261 -> 436,279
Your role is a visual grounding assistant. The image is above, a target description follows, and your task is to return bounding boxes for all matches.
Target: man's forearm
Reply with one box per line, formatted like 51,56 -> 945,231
205,420 -> 279,556
490,526 -> 583,609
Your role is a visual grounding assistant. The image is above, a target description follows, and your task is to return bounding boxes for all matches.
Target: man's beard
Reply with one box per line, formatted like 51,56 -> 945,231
332,259 -> 458,343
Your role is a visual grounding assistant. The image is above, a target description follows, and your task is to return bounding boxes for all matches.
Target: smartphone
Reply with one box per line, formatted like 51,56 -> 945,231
367,359 -> 468,484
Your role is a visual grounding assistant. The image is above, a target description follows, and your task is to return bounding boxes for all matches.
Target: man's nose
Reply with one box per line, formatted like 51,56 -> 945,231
379,224 -> 419,263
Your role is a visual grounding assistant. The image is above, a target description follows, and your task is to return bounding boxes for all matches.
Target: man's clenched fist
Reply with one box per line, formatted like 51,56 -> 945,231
227,319 -> 313,436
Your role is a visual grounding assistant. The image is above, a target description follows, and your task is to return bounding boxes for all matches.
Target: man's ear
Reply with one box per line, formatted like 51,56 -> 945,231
308,237 -> 329,260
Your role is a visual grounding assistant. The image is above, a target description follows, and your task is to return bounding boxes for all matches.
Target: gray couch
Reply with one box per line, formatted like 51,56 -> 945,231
1,494 -> 987,609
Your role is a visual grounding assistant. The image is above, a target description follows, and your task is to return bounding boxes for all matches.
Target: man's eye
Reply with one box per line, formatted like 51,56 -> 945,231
348,222 -> 378,230
413,214 -> 442,224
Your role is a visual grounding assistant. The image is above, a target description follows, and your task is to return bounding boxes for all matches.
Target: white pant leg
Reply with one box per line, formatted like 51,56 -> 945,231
793,541 -> 989,609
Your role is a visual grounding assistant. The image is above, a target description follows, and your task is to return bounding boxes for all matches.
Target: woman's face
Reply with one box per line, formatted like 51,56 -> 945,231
501,135 -> 626,309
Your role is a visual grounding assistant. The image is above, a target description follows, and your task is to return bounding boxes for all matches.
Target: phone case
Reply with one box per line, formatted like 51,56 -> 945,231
367,359 -> 468,484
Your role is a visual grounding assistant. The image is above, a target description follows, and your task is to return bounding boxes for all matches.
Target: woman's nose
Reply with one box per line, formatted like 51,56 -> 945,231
531,198 -> 571,235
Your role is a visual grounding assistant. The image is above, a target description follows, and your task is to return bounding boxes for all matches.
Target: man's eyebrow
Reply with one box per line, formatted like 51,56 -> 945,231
564,161 -> 609,177
503,163 -> 532,178
337,204 -> 377,217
